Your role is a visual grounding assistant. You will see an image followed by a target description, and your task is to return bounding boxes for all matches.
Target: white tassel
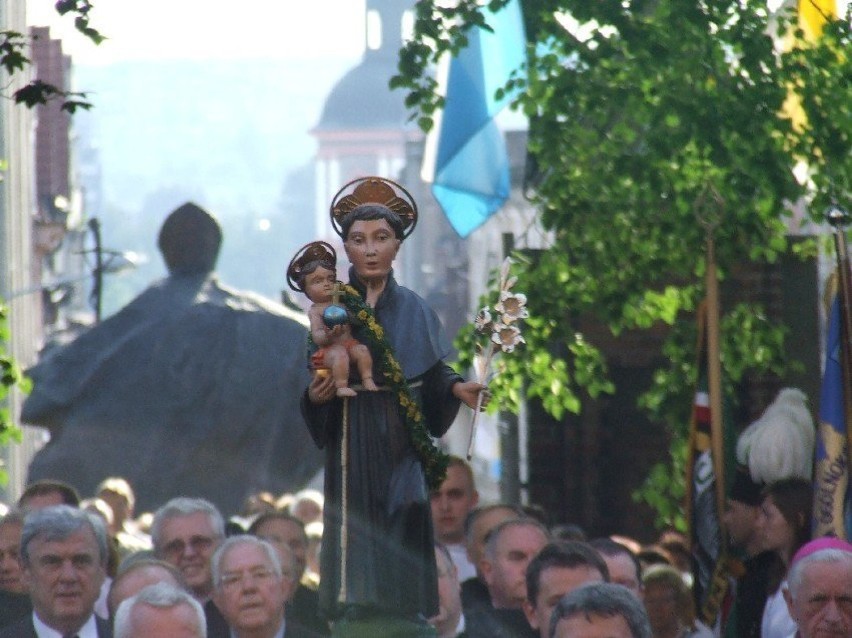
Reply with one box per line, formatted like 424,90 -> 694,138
746,388 -> 815,484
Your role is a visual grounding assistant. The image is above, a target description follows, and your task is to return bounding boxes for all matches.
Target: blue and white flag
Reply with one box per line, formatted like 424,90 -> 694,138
421,0 -> 526,238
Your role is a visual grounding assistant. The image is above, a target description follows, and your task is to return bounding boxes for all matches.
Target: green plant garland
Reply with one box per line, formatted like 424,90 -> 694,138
330,284 -> 449,490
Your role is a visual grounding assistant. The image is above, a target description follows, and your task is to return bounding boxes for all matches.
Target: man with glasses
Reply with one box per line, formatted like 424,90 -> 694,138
151,498 -> 224,603
211,535 -> 317,638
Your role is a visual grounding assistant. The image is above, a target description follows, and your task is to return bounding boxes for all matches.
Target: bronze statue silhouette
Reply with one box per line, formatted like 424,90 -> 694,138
22,203 -> 322,514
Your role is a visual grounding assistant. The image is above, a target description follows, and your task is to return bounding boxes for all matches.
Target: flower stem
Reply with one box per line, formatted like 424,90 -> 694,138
467,342 -> 494,459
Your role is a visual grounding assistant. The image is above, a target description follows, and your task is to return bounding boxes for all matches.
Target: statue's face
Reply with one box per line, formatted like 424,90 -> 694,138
343,219 -> 401,283
303,266 -> 336,304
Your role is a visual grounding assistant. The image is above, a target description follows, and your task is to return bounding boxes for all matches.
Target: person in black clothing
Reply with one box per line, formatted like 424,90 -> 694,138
465,518 -> 549,638
460,504 -> 524,614
523,541 -> 609,638
249,511 -> 328,636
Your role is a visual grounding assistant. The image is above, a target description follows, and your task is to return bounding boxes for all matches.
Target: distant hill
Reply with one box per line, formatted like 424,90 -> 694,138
72,56 -> 358,312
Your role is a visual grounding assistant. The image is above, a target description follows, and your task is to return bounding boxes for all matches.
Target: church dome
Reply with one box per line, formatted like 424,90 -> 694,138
315,53 -> 409,131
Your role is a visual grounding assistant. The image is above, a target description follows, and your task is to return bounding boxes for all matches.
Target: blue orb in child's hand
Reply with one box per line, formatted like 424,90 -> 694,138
322,305 -> 349,328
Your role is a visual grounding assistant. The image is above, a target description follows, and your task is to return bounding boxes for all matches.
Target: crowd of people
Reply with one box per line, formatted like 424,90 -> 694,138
1,181 -> 848,638
0,455 -> 850,638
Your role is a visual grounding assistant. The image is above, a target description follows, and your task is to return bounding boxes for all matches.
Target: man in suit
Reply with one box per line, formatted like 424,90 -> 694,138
151,497 -> 225,603
465,518 -> 549,638
0,505 -> 112,637
523,542 -> 609,638
113,582 -> 205,638
211,535 -> 319,638
248,512 -> 327,636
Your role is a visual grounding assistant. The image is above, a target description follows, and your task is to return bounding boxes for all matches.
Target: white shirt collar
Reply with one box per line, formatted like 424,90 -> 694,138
32,611 -> 99,638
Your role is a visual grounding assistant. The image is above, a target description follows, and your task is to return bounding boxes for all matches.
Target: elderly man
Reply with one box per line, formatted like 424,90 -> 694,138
114,582 -> 206,637
151,497 -> 225,603
0,505 -> 112,638
783,538 -> 852,638
550,582 -> 651,638
211,535 -> 317,638
466,518 -> 550,638
523,542 -> 609,638
431,457 -> 480,582
248,512 -> 325,636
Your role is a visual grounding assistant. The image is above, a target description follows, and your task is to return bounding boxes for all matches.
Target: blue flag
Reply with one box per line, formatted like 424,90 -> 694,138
813,295 -> 852,538
422,0 -> 526,238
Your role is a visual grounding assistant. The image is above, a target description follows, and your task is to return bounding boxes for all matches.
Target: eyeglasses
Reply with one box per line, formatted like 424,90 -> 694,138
219,567 -> 276,590
160,535 -> 217,558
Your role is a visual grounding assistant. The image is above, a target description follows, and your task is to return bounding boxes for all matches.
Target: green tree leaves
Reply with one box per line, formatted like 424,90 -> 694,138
402,0 -> 847,526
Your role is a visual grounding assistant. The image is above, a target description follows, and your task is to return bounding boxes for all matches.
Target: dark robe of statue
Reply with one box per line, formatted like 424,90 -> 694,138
22,203 -> 322,514
301,268 -> 463,623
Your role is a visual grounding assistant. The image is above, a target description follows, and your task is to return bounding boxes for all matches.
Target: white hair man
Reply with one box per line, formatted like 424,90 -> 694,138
211,535 -> 309,638
0,505 -> 112,638
783,538 -> 852,638
114,582 -> 206,638
151,497 -> 225,603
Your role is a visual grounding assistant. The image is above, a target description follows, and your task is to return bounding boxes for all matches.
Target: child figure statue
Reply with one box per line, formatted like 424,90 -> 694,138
287,241 -> 378,397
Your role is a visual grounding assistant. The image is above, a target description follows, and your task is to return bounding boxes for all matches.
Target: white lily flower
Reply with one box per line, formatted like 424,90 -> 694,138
491,323 -> 525,353
494,291 -> 529,323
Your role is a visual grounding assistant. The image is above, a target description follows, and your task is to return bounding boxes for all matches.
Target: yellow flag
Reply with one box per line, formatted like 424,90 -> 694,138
784,1 -> 840,131
798,0 -> 839,40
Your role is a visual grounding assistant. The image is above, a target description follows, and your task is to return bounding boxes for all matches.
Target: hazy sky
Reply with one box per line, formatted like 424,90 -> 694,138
27,0 -> 367,64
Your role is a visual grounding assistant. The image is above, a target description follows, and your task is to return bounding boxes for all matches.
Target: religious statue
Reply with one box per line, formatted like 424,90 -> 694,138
300,177 -> 486,637
286,241 -> 378,397
22,202 -> 322,514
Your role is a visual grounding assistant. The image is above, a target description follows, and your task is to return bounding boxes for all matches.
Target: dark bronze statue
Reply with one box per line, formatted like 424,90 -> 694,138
22,203 -> 322,514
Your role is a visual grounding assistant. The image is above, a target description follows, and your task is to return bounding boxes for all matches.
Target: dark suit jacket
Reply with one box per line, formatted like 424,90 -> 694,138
0,614 -> 112,638
205,598 -> 327,638
284,619 -> 329,638
0,592 -> 31,630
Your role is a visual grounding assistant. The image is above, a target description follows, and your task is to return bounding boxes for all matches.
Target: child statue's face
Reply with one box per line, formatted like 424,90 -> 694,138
304,266 -> 336,303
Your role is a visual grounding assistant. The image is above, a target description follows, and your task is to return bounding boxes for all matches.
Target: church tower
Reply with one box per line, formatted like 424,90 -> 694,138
311,0 -> 419,240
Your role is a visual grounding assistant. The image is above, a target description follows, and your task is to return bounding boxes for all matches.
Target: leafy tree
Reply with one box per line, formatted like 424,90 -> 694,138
0,0 -> 104,112
396,0 -> 850,526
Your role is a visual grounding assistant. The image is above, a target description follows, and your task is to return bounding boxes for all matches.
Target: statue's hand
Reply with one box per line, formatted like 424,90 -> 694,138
452,381 -> 490,411
308,372 -> 336,404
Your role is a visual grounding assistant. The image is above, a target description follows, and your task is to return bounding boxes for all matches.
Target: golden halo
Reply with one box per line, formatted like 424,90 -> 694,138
329,176 -> 418,239
286,241 -> 337,292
